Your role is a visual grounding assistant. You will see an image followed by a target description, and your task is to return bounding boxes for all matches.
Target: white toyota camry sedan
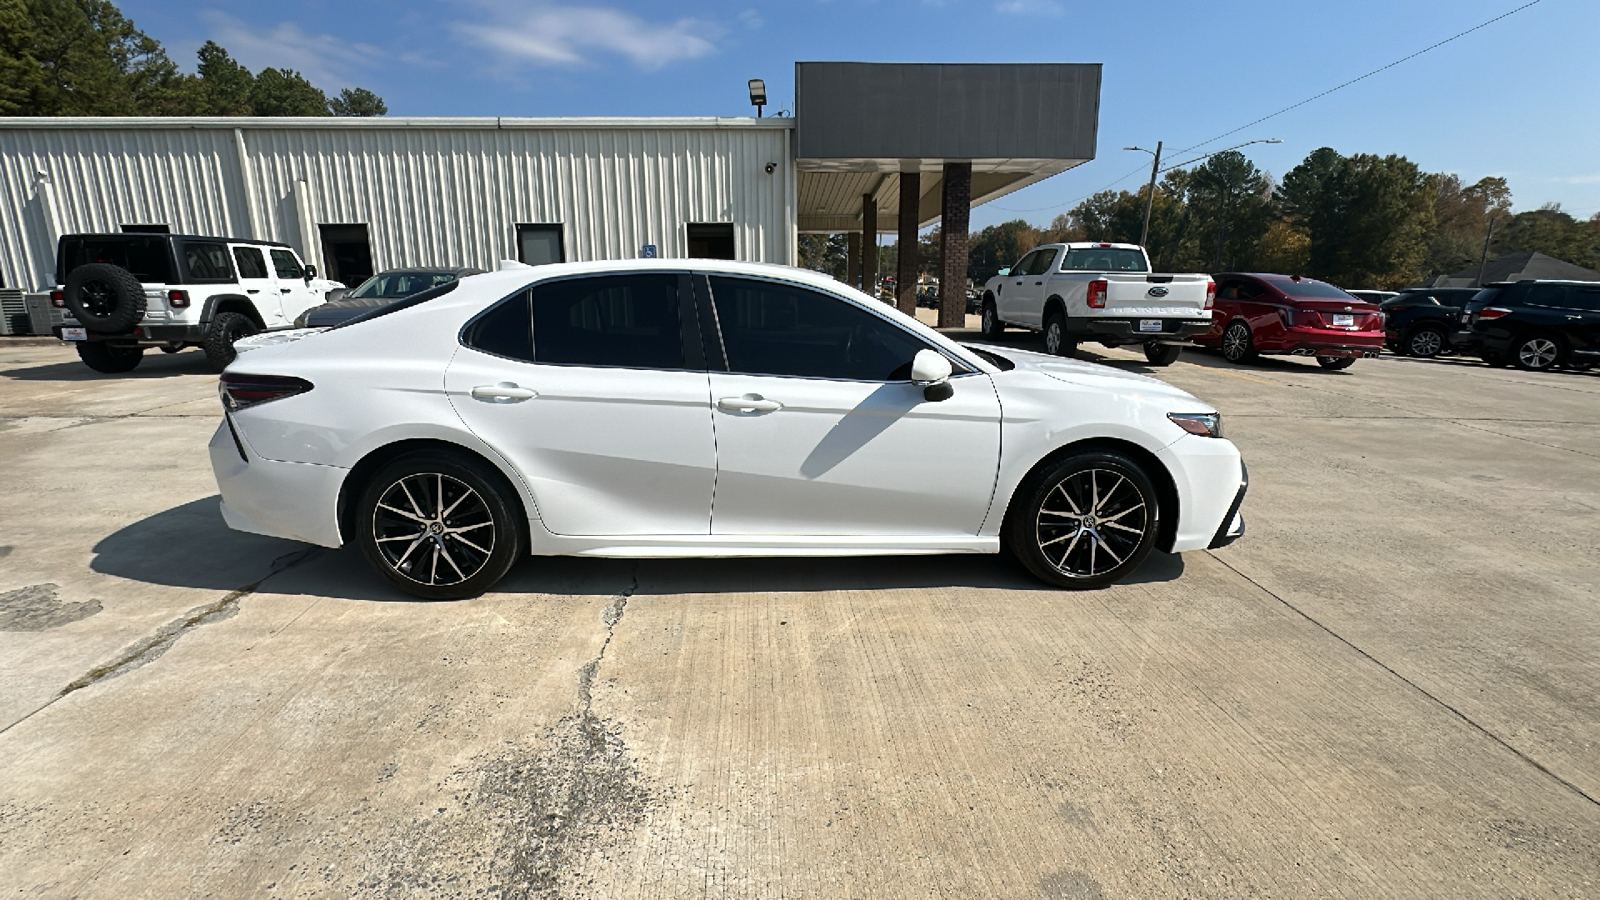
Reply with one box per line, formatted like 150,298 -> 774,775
211,260 -> 1247,600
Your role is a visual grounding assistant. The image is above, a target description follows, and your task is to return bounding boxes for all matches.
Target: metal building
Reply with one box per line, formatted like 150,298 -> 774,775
0,62 -> 1102,297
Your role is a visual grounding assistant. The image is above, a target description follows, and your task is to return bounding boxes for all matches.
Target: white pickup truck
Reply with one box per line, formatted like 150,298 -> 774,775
978,242 -> 1215,366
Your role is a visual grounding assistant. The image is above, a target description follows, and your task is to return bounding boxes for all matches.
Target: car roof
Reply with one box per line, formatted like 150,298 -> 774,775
62,232 -> 291,248
368,267 -> 486,277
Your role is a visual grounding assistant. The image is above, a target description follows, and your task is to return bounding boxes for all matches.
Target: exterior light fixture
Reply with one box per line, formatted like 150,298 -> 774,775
748,79 -> 767,117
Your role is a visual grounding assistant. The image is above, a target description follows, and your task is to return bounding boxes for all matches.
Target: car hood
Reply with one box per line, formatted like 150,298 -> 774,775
970,343 -> 1211,408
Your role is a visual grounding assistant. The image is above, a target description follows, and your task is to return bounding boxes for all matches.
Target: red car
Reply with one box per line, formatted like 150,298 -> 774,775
1193,273 -> 1385,370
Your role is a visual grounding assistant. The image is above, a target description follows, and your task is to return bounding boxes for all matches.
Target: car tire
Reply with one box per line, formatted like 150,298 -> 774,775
63,263 -> 146,333
1221,320 -> 1256,364
356,451 -> 524,601
1143,341 -> 1181,366
1316,356 -> 1356,370
1043,310 -> 1075,357
75,342 -> 144,373
203,311 -> 260,372
1405,325 -> 1447,358
1006,450 -> 1159,590
981,300 -> 1005,339
1510,334 -> 1562,372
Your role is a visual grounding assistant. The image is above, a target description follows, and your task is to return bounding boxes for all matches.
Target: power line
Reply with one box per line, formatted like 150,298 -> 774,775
991,0 -> 1546,219
1171,0 -> 1546,156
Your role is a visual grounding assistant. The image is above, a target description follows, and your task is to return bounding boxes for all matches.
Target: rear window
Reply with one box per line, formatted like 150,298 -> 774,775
1060,248 -> 1148,273
1464,286 -> 1506,310
57,235 -> 174,284
1381,293 -> 1431,307
1272,279 -> 1354,300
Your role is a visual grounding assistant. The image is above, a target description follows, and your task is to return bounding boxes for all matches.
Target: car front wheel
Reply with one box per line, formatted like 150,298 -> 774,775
1221,320 -> 1256,364
356,452 -> 524,600
1006,450 -> 1159,590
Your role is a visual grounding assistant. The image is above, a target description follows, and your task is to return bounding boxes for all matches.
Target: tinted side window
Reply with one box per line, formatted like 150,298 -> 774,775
532,274 -> 684,369
709,276 -> 928,381
1027,249 -> 1059,276
1009,251 -> 1037,275
1236,279 -> 1267,301
1525,285 -> 1569,307
465,292 -> 534,362
269,249 -> 304,280
233,247 -> 268,279
1564,287 -> 1600,311
182,242 -> 234,282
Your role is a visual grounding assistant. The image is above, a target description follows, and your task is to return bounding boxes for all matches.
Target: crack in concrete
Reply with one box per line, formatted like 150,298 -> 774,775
57,548 -> 321,698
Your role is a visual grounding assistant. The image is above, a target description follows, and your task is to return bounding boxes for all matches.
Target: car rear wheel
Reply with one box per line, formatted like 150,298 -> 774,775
1043,310 -> 1076,358
1511,334 -> 1562,371
981,300 -> 1005,338
1316,356 -> 1356,370
76,342 -> 144,373
1143,341 -> 1181,366
1006,450 -> 1159,590
203,311 -> 259,372
1221,321 -> 1256,364
1405,325 -> 1447,358
356,452 -> 523,600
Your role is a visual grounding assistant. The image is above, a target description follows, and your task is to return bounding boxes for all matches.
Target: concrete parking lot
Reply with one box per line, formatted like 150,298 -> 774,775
1,333 -> 1596,898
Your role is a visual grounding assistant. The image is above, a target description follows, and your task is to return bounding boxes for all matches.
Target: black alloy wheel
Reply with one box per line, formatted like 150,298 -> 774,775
357,452 -> 523,600
1316,356 -> 1356,370
63,263 -> 146,332
1511,334 -> 1562,372
1007,450 -> 1159,590
1221,320 -> 1256,364
1143,341 -> 1181,366
1406,325 -> 1447,358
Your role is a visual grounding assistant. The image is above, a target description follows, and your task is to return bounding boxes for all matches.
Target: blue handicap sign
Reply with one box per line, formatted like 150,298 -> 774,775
641,244 -> 658,258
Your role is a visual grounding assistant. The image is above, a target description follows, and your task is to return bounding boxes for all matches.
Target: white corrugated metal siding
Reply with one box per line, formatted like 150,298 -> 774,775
0,118 -> 797,290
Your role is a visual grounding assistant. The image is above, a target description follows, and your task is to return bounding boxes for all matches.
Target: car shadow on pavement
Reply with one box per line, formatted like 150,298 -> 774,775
2,348 -> 212,381
92,497 -> 1186,602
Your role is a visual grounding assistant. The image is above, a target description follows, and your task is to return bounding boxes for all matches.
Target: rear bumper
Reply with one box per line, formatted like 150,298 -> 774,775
55,323 -> 205,344
1257,327 -> 1384,357
210,419 -> 346,548
1069,317 -> 1215,342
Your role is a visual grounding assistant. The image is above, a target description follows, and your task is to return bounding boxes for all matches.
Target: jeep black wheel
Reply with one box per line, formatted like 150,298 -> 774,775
357,451 -> 524,600
76,342 -> 144,374
64,263 -> 146,333
1006,450 -> 1159,590
203,311 -> 259,372
1143,341 -> 1181,366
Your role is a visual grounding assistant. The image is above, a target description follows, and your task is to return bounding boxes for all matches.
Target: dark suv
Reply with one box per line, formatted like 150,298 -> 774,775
1381,287 -> 1481,357
1451,281 -> 1600,372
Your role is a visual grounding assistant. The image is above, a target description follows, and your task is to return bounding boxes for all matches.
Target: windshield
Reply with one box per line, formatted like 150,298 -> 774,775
1060,248 -> 1148,273
347,271 -> 459,299
330,280 -> 461,330
1272,279 -> 1356,300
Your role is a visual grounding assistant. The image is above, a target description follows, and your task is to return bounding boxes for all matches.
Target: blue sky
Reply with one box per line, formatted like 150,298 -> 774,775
126,0 -> 1600,231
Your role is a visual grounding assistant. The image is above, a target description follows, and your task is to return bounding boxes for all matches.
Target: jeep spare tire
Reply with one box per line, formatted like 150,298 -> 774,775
64,263 -> 146,333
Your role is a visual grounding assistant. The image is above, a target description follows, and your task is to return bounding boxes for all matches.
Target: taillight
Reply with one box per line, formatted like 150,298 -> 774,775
1476,307 -> 1512,321
1204,280 -> 1215,310
1086,279 -> 1107,309
1276,308 -> 1294,328
219,373 -> 313,411
50,290 -> 65,308
1298,310 -> 1324,327
167,289 -> 190,308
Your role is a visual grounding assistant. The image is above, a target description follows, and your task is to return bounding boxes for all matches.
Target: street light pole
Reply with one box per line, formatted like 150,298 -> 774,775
1126,142 -> 1163,248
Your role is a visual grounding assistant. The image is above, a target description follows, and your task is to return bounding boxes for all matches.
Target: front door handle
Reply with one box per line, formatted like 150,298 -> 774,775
470,382 -> 537,403
1034,281 -> 1043,285
280,288 -> 292,293
246,289 -> 260,294
717,395 -> 782,413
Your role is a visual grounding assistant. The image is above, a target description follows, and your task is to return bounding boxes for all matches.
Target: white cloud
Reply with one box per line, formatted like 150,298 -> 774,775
1552,173 -> 1600,185
738,8 -> 764,29
201,11 -> 384,89
996,0 -> 1063,14
453,2 -> 721,71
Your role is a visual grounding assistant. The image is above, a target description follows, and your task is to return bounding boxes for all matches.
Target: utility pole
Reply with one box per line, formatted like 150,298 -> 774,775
1475,216 -> 1498,287
1138,141 -> 1162,248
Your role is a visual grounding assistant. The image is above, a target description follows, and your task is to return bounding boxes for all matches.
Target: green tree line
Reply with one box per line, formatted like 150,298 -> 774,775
805,148 -> 1600,292
0,0 -> 386,117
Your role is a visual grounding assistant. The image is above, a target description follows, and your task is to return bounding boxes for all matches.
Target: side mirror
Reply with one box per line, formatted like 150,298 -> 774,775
303,264 -> 317,281
911,349 -> 954,402
996,267 -> 1010,276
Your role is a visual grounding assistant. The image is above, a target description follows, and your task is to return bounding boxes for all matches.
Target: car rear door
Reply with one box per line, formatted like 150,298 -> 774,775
1558,285 -> 1600,359
443,271 -> 717,536
699,273 -> 1001,537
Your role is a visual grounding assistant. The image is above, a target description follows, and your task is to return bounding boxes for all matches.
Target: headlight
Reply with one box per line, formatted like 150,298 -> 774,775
1168,412 -> 1224,438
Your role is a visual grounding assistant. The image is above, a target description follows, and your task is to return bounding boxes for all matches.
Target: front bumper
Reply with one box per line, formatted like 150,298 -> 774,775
1208,462 -> 1248,549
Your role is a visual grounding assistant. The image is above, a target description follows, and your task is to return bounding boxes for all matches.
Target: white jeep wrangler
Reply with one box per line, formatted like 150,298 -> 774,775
51,233 -> 343,373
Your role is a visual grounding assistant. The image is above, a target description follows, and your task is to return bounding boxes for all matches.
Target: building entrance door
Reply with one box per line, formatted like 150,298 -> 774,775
319,223 -> 374,286
687,223 -> 736,260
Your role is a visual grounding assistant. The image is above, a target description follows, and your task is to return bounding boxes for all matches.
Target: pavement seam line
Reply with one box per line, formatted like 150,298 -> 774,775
577,563 -> 640,722
0,547 -> 322,737
1206,551 -> 1600,810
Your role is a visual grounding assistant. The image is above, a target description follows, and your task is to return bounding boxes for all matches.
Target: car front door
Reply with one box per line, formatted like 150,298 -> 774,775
229,245 -> 278,321
443,272 -> 717,536
268,248 -> 319,325
1012,247 -> 1059,328
996,250 -> 1041,325
700,274 -> 1001,536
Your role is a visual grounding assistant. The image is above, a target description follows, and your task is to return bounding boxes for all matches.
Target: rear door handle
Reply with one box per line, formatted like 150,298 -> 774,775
280,288 -> 291,293
470,382 -> 537,403
717,395 -> 782,413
